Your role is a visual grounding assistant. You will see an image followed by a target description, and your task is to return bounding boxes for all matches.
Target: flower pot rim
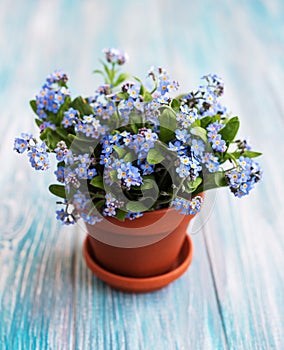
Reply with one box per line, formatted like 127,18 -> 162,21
93,192 -> 205,226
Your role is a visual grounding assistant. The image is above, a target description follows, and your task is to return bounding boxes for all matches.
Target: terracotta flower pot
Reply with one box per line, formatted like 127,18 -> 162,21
83,194 -> 203,292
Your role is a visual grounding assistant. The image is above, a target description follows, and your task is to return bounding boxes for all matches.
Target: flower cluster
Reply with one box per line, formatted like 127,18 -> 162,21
35,70 -> 70,120
226,156 -> 262,197
14,48 -> 263,226
102,48 -> 128,65
14,133 -> 50,170
172,195 -> 203,215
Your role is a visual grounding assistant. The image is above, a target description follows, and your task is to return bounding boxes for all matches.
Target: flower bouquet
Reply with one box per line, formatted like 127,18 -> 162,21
14,48 -> 262,292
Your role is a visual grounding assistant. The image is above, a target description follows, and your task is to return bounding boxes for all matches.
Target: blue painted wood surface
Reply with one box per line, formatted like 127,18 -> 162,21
0,0 -> 283,349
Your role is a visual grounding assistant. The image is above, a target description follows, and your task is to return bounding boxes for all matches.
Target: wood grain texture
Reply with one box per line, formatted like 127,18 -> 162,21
0,0 -> 283,349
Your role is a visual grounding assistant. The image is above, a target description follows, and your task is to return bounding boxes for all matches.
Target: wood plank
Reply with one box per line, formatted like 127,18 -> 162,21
74,225 -> 227,350
191,0 -> 284,348
0,158 -> 76,346
0,1 -> 76,349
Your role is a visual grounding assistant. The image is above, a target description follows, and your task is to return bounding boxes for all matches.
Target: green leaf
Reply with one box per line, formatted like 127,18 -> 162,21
93,69 -> 105,76
113,145 -> 127,158
114,73 -> 128,87
214,172 -> 227,187
232,150 -> 262,158
219,116 -> 240,144
40,128 -> 62,150
200,115 -> 220,128
30,100 -> 37,114
99,59 -> 111,77
200,116 -> 213,128
109,170 -> 117,181
35,119 -> 43,127
189,119 -> 201,128
140,84 -> 146,97
190,126 -> 207,142
147,147 -> 165,164
203,171 -> 228,191
49,184 -> 66,199
70,96 -> 94,116
124,152 -> 136,162
159,109 -> 177,142
134,76 -> 143,84
67,134 -> 94,143
55,127 -> 70,140
143,91 -> 153,102
170,98 -> 181,112
129,113 -> 142,133
90,175 -> 104,190
115,209 -> 127,221
117,92 -> 129,99
57,95 -> 71,120
184,177 -> 202,193
141,178 -> 159,192
126,201 -> 148,213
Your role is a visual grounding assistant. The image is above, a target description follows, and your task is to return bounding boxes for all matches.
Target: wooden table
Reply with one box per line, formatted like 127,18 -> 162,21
1,0 -> 283,349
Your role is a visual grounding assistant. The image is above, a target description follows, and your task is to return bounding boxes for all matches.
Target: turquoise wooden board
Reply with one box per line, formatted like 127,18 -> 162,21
0,0 -> 283,349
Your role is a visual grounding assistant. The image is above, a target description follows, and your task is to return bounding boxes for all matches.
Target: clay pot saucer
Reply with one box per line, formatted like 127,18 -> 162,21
83,234 -> 193,293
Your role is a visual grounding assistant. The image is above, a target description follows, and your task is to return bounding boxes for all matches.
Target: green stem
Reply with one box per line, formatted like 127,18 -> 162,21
174,177 -> 187,197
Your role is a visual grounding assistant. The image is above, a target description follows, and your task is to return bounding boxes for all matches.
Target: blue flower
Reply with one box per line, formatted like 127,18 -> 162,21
227,170 -> 241,188
144,129 -> 158,143
206,121 -> 224,133
40,121 -> 56,132
81,213 -> 103,225
102,48 -> 128,65
109,133 -> 121,145
35,71 -> 70,120
55,148 -> 67,162
103,193 -> 122,217
201,73 -> 224,96
13,133 -> 33,153
176,164 -> 190,178
103,206 -> 117,217
202,153 -> 220,172
211,134 -> 227,152
62,108 -> 79,128
54,166 -> 65,183
175,129 -> 189,143
87,168 -> 97,179
77,154 -> 90,166
46,70 -> 68,86
106,101 -> 115,115
134,100 -> 144,112
226,158 -> 263,197
191,139 -> 205,157
105,193 -> 117,206
128,83 -> 141,99
14,138 -> 28,153
117,162 -> 143,188
177,154 -> 202,180
28,142 -> 50,170
73,191 -> 89,211
56,209 -> 76,225
140,161 -> 155,175
20,133 -> 33,141
75,165 -> 88,179
99,154 -> 112,166
169,141 -> 185,153
171,196 -> 203,215
125,212 -> 144,220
